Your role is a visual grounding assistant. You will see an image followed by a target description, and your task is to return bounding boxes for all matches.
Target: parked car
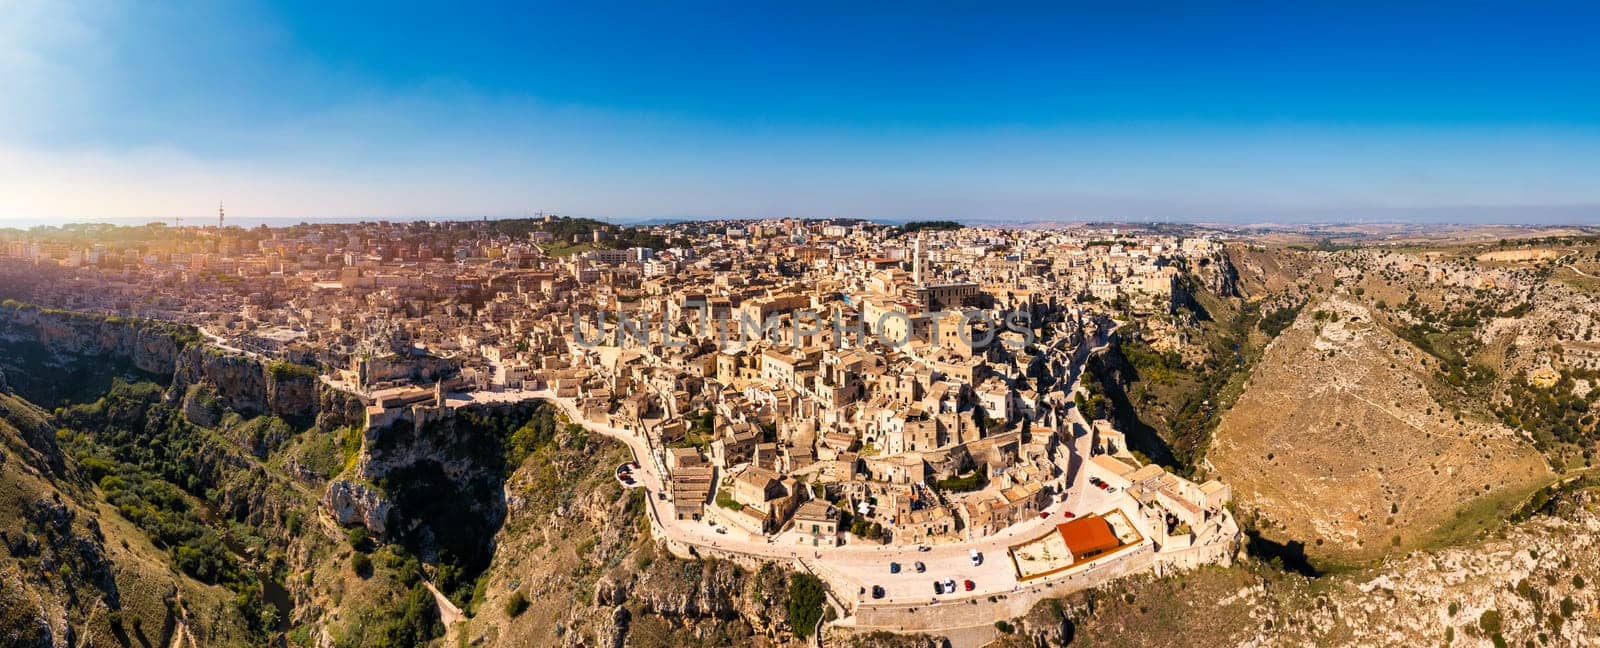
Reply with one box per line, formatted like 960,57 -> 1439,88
914,561 -> 926,573
933,581 -> 944,595
1038,511 -> 1051,519
890,562 -> 901,574
970,549 -> 983,566
916,545 -> 931,552
964,579 -> 975,591
943,579 -> 956,593
715,527 -> 727,534
871,585 -> 885,599
1061,510 -> 1075,518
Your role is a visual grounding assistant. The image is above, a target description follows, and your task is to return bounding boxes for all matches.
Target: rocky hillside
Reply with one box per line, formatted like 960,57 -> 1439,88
1208,293 -> 1552,565
0,303 -> 829,648
995,477 -> 1600,647
0,388 -> 261,647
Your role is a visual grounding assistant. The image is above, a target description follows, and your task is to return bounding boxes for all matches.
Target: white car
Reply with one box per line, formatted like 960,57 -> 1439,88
970,549 -> 983,566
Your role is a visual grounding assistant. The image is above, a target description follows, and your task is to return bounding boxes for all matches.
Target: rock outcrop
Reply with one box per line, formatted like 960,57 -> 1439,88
324,480 -> 393,536
0,303 -> 192,376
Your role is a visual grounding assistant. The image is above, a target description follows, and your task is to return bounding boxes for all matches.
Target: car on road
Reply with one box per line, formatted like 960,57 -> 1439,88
970,549 -> 983,566
964,579 -> 975,591
871,585 -> 885,599
715,527 -> 727,534
916,545 -> 931,552
890,562 -> 901,574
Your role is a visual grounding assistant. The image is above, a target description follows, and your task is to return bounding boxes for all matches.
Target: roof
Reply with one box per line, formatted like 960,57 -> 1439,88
736,466 -> 780,488
1127,463 -> 1166,484
1057,515 -> 1121,560
794,499 -> 836,522
1089,454 -> 1138,478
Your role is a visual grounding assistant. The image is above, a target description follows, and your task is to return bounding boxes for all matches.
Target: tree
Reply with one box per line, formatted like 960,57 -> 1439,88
787,573 -> 826,639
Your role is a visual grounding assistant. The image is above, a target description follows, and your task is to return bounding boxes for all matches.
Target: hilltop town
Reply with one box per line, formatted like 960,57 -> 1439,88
0,216 -> 1248,642
2,218 -> 1598,648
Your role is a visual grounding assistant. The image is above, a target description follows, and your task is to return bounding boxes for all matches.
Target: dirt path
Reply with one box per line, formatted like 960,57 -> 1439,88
425,581 -> 467,626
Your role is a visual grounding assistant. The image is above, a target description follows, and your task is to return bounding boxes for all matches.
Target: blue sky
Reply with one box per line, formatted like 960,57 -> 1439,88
2,1 -> 1599,224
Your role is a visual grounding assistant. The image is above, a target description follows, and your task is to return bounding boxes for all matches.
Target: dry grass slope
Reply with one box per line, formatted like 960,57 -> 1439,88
1209,294 -> 1552,564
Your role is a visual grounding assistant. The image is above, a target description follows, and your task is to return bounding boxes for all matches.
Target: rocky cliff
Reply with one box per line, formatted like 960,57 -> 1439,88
0,301 -> 322,423
0,302 -> 193,377
172,348 -> 321,423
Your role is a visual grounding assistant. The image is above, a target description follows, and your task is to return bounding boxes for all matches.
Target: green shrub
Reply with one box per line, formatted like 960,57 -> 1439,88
345,527 -> 374,552
1478,609 -> 1502,635
351,552 -> 372,578
267,360 -> 319,381
504,591 -> 529,618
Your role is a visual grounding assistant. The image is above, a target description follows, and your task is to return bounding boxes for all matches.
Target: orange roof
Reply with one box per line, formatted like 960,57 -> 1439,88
1057,516 -> 1119,560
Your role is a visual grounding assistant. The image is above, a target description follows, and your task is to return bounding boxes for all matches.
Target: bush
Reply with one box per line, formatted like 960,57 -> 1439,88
1478,609 -> 1503,635
345,527 -> 374,553
933,472 -> 988,493
995,620 -> 1015,634
267,360 -> 319,381
351,552 -> 372,578
504,591 -> 529,618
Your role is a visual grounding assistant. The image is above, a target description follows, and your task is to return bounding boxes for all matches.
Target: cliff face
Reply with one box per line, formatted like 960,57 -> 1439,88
1198,248 -> 1242,298
324,480 -> 394,536
315,383 -> 365,432
171,348 -> 321,423
0,304 -> 189,406
174,348 -> 267,415
0,305 -> 192,377
0,303 -> 323,424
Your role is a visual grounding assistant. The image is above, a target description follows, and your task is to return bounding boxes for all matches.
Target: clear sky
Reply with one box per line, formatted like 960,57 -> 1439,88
3,1 -> 1599,225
